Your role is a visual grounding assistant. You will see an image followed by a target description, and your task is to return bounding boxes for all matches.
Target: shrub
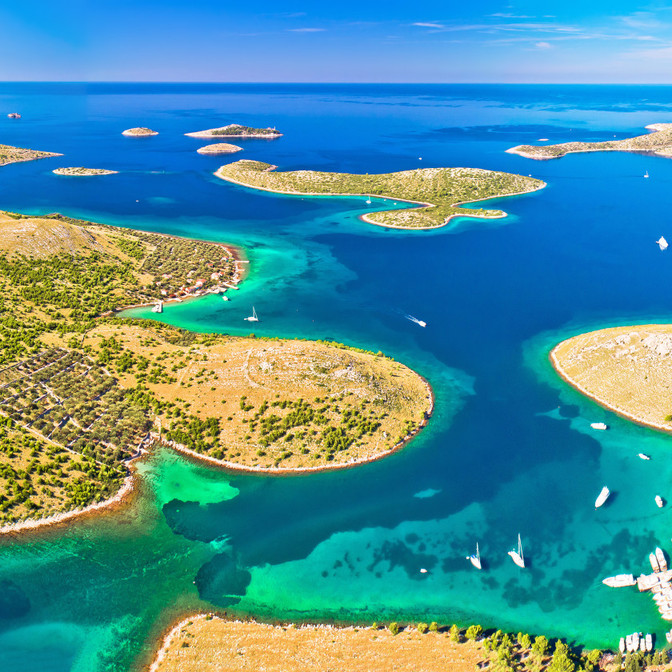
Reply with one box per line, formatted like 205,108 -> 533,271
417,622 -> 428,634
388,622 -> 399,636
466,624 -> 483,641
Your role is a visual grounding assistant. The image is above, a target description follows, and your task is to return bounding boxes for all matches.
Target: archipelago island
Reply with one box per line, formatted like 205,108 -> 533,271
214,160 -> 545,230
122,127 -> 159,137
0,210 -> 431,533
0,143 -> 62,167
508,123 -> 672,160
53,167 -> 118,176
551,324 -> 672,433
197,143 -> 243,155
186,124 -> 282,138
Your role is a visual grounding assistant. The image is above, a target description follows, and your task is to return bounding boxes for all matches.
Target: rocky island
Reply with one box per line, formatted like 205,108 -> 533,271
215,160 -> 545,229
53,167 -> 119,176
122,127 -> 159,137
197,143 -> 243,155
0,144 -> 62,167
508,123 -> 672,160
551,324 -> 672,432
0,210 -> 431,532
186,124 -> 282,138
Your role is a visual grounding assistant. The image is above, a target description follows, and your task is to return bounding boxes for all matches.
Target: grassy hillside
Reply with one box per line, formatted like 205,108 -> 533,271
215,160 -> 544,229
0,144 -> 62,167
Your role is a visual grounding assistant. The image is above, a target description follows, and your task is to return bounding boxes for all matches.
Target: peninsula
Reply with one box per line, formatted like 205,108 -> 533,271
0,144 -> 62,167
53,167 -> 119,176
551,324 -> 672,432
197,143 -> 243,155
0,210 -> 431,530
215,160 -> 545,229
122,127 -> 158,137
186,124 -> 282,138
508,123 -> 672,160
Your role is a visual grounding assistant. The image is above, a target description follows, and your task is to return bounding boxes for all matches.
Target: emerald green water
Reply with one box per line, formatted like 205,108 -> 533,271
4,83 -> 672,669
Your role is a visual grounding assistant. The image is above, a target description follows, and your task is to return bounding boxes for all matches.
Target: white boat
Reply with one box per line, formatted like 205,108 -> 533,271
590,422 -> 608,430
466,543 -> 482,570
632,632 -> 640,651
419,568 -> 428,573
658,236 -> 668,251
645,170 -> 650,178
7,113 -> 20,119
152,301 -> 163,314
657,495 -> 665,508
508,534 -> 525,568
651,552 -> 661,573
538,138 -> 549,141
417,320 -> 427,328
666,629 -> 672,644
657,547 -> 668,571
222,295 -> 229,301
365,197 -> 372,205
619,637 -> 625,653
602,574 -> 636,588
595,486 -> 610,508
244,306 -> 259,322
638,453 -> 651,460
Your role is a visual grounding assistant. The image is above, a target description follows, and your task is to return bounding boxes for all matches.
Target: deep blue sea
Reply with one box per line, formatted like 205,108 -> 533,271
2,83 -> 672,671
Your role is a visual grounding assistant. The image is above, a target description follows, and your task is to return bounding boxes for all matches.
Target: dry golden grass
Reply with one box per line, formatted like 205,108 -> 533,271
152,617 -> 483,672
551,324 -> 672,431
82,323 -> 431,470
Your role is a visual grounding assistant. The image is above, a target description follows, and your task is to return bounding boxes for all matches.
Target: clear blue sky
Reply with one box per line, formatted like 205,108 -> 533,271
2,0 -> 672,82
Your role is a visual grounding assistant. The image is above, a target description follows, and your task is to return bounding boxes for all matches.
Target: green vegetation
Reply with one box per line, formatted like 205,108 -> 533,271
0,144 -> 62,167
187,124 -> 281,138
53,167 -> 118,176
215,159 -> 544,229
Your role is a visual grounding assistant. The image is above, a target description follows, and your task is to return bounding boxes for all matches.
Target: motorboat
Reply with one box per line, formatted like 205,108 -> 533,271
595,486 -> 610,508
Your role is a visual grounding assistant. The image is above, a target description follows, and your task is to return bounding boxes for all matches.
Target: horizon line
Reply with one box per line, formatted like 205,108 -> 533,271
2,80 -> 672,86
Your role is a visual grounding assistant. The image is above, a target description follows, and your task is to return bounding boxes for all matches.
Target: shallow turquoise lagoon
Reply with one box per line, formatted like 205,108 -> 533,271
2,84 -> 672,670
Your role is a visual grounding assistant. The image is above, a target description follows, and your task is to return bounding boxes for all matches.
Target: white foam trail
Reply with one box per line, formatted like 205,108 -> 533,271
405,314 -> 427,328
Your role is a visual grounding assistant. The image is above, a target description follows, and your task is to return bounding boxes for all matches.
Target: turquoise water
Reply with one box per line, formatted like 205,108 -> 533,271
2,84 -> 672,669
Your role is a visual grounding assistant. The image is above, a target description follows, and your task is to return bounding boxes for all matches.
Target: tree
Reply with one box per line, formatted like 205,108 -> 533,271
532,635 -> 549,658
466,624 -> 483,641
547,641 -> 576,672
428,621 -> 439,632
449,624 -> 460,642
519,633 -> 531,650
388,622 -> 399,636
417,622 -> 428,634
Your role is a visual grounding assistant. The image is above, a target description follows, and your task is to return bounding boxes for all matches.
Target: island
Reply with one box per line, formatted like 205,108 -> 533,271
186,124 -> 282,139
508,123 -> 672,160
214,160 -> 545,229
0,210 -> 431,532
197,143 -> 243,155
122,127 -> 159,137
53,167 -> 119,176
551,324 -> 672,432
0,144 -> 62,167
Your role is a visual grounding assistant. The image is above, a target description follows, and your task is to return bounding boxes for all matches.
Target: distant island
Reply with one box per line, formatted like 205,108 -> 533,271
186,124 -> 282,138
0,210 -> 430,533
0,144 -> 62,167
215,160 -> 545,229
508,123 -> 672,160
53,167 -> 119,176
197,143 -> 243,155
122,127 -> 159,137
552,324 -> 672,432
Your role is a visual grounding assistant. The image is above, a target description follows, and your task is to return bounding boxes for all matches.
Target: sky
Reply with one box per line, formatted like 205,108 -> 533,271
3,0 -> 672,82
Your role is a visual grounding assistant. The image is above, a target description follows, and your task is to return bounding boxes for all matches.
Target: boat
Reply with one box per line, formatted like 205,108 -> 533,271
151,301 -> 163,314
417,320 -> 427,328
651,552 -> 661,573
646,633 -> 654,651
602,574 -> 636,588
666,629 -> 672,644
626,634 -> 633,652
365,197 -> 372,205
645,170 -> 650,178
632,632 -> 640,651
222,295 -> 229,301
595,486 -> 610,508
658,236 -> 668,251
638,453 -> 651,460
466,543 -> 482,570
619,637 -> 625,653
538,138 -> 549,141
243,306 -> 259,322
590,422 -> 608,430
657,547 -> 668,572
7,113 -> 20,119
508,534 -> 525,568
419,568 -> 428,573
657,495 -> 665,508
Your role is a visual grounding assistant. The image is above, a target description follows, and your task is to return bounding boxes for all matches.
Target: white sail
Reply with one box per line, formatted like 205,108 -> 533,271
595,486 -> 610,508
658,236 -> 668,251
508,534 -> 525,568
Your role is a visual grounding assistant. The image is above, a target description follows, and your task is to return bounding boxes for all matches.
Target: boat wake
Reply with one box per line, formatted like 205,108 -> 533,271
404,314 -> 427,328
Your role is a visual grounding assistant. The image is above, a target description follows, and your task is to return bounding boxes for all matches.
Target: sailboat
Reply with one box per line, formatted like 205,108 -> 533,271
466,543 -> 482,570
657,236 -> 668,251
365,196 -> 372,205
645,170 -> 650,178
508,534 -> 525,568
244,306 -> 259,322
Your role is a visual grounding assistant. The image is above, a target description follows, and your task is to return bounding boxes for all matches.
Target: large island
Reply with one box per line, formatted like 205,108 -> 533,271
0,210 -> 431,532
0,143 -> 62,167
551,324 -> 672,431
508,123 -> 672,160
186,124 -> 282,138
215,160 -> 545,230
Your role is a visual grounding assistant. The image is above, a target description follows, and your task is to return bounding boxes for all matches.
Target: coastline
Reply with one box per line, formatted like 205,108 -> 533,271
214,167 -> 546,231
186,130 -> 282,138
160,373 -> 434,476
549,342 -> 672,434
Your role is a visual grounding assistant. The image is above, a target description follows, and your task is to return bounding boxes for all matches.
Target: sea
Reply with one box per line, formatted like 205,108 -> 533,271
1,83 -> 672,671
